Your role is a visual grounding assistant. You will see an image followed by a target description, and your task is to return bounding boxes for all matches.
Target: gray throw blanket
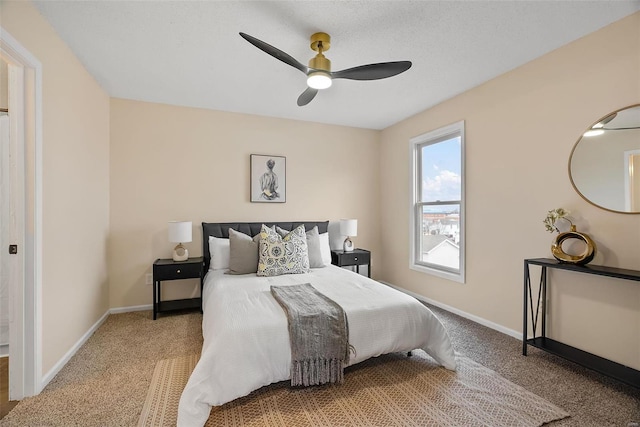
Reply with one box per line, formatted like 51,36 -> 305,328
271,283 -> 351,387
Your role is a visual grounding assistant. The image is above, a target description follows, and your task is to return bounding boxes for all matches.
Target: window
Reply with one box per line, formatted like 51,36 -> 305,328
409,121 -> 465,283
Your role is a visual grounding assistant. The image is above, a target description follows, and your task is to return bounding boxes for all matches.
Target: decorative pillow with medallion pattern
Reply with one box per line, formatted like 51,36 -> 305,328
257,224 -> 310,276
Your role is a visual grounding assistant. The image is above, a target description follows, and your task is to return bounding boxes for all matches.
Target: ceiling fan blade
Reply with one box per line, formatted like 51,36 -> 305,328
332,61 -> 412,81
239,32 -> 307,74
297,87 -> 318,106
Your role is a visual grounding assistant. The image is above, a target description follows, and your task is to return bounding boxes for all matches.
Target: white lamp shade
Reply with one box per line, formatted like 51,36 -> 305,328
340,219 -> 357,237
168,221 -> 192,243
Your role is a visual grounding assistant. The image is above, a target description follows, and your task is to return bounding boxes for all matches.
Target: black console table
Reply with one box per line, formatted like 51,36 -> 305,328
523,258 -> 640,388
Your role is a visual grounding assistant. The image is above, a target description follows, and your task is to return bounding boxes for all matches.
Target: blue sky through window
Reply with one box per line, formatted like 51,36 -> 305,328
421,136 -> 461,206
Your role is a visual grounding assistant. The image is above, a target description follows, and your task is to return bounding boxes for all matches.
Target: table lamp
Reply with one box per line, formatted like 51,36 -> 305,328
340,219 -> 357,252
168,221 -> 192,261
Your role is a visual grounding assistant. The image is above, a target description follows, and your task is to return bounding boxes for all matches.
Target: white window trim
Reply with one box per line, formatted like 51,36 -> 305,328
409,121 -> 465,283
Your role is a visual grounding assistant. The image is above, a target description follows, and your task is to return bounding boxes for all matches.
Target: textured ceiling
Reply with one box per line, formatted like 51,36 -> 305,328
33,1 -> 640,130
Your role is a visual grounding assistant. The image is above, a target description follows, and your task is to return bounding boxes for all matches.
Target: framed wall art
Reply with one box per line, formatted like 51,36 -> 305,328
250,154 -> 286,203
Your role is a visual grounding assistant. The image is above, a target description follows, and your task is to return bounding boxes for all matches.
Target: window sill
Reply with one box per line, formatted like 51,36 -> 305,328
409,263 -> 465,284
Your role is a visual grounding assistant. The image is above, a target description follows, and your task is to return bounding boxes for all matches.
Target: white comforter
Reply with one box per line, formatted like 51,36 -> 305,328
177,265 -> 456,426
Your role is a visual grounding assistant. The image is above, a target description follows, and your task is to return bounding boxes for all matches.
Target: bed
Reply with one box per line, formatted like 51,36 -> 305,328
177,221 -> 457,427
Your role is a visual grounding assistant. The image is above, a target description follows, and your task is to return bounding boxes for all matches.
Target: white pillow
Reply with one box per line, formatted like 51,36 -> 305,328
208,235 -> 230,270
319,232 -> 331,266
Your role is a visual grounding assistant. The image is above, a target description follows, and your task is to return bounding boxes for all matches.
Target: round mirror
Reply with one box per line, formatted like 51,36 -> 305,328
569,104 -> 640,214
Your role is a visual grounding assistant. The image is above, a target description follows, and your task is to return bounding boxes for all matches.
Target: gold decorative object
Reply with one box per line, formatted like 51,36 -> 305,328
551,225 -> 596,265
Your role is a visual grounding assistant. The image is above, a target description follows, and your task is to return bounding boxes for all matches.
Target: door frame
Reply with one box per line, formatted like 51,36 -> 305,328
1,27 -> 43,399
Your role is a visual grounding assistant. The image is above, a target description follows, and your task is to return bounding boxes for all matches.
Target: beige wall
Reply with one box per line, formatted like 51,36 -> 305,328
380,12 -> 640,369
109,99 -> 380,307
1,1 -> 110,374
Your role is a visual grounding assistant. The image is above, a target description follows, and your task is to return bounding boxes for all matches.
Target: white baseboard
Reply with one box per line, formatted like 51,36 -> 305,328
0,344 -> 8,357
39,304 -> 154,391
109,304 -> 152,314
40,309 -> 110,390
380,281 -> 521,340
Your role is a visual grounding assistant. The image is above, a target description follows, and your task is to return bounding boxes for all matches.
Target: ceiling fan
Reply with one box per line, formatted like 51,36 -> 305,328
239,32 -> 412,106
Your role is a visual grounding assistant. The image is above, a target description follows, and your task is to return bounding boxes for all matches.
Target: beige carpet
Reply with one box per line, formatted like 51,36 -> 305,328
140,351 -> 569,427
1,310 -> 637,426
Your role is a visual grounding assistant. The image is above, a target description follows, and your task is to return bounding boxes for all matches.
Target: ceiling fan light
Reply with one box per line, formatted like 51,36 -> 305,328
307,71 -> 332,90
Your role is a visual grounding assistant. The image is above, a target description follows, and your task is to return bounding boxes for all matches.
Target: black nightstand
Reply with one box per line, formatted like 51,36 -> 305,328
331,249 -> 371,278
153,257 -> 203,320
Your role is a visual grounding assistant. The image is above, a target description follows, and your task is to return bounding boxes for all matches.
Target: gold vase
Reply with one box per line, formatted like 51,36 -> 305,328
551,225 -> 596,265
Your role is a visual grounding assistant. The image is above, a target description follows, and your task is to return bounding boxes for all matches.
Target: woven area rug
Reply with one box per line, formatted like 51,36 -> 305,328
139,351 -> 569,427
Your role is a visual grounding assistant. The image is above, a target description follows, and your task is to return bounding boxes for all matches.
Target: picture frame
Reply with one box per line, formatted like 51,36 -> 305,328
250,154 -> 286,203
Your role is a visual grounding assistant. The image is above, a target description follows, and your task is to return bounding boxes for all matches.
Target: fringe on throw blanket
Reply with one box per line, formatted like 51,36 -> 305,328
271,283 -> 351,387
291,358 -> 344,387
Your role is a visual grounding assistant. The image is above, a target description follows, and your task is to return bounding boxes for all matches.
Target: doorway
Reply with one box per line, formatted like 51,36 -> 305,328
1,65 -> 8,354
0,58 -> 12,418
0,27 -> 43,403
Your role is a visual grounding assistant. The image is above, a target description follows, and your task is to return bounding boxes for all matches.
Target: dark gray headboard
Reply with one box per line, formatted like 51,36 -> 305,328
202,221 -> 329,272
